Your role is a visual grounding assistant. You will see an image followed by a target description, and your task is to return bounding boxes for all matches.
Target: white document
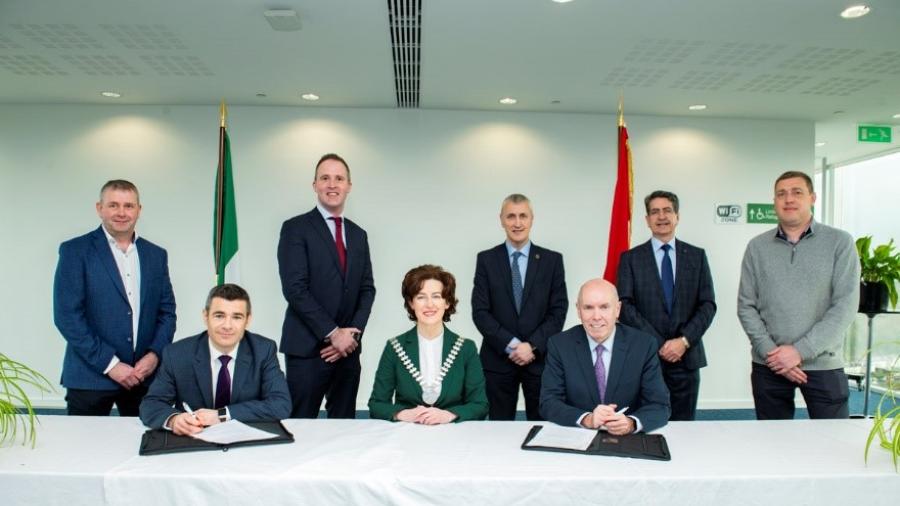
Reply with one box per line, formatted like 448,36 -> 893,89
191,419 -> 279,445
524,424 -> 596,451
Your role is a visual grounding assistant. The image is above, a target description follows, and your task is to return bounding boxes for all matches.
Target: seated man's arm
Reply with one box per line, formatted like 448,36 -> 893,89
629,340 -> 671,433
138,348 -> 180,429
226,340 -> 292,422
539,336 -> 586,426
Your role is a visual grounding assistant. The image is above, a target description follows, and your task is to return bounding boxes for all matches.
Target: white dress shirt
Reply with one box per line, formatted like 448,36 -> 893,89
418,332 -> 444,401
101,226 -> 141,374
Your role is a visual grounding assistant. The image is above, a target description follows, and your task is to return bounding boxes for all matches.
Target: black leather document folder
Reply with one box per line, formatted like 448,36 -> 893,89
521,425 -> 671,461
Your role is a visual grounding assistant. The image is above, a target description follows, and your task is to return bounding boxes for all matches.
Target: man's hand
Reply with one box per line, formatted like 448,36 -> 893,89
766,345 -> 802,374
168,412 -> 205,436
108,363 -> 140,389
132,352 -> 159,382
320,327 -> 361,362
395,406 -> 428,422
659,337 -> 687,363
414,407 -> 457,425
320,345 -> 342,363
508,342 -> 535,366
193,408 -> 221,426
781,366 -> 808,384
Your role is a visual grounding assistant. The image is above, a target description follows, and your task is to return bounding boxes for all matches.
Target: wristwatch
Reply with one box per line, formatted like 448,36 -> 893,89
680,336 -> 690,349
217,408 -> 228,422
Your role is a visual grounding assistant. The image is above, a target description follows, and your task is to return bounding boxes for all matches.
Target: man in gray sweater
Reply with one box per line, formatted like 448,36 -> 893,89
738,170 -> 859,419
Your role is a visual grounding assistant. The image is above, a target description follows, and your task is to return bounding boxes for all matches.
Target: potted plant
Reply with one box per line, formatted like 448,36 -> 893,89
856,236 -> 900,313
865,345 -> 899,471
1,353 -> 53,448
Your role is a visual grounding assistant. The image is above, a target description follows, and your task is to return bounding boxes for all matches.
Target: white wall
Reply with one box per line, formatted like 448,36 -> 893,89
0,104 -> 813,409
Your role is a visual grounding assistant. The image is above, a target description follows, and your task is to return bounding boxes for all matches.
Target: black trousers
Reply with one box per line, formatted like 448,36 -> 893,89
661,362 -> 700,421
751,362 -> 849,419
65,385 -> 148,416
285,354 -> 360,419
484,367 -> 543,421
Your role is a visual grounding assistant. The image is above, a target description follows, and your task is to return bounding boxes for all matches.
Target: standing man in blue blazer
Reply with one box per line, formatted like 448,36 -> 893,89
140,284 -> 291,434
616,191 -> 716,420
277,154 -> 376,418
541,279 -> 670,434
53,179 -> 176,416
472,193 -> 568,420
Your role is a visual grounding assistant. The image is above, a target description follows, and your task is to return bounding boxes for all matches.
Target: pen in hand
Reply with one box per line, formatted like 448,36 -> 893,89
182,402 -> 198,419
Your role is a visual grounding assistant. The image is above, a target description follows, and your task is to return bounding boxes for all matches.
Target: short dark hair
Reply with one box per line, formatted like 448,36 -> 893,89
774,171 -> 814,193
205,283 -> 252,315
644,190 -> 679,215
99,179 -> 140,202
401,264 -> 458,322
314,153 -> 351,182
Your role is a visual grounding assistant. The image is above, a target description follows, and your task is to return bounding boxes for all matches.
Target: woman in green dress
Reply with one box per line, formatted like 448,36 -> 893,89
368,264 -> 488,424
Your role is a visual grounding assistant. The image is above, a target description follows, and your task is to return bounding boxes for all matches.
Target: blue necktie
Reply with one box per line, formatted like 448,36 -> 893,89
661,244 -> 674,314
511,251 -> 524,313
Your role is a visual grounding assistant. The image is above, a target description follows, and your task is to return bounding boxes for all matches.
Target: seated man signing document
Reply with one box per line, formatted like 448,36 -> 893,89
140,284 -> 291,435
540,279 -> 670,435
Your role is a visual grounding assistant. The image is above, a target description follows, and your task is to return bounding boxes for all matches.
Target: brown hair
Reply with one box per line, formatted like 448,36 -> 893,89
401,264 -> 458,322
99,179 -> 140,202
774,171 -> 814,193
314,153 -> 351,182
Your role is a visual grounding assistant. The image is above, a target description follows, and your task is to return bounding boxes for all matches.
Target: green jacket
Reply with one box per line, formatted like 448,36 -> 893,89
368,327 -> 489,422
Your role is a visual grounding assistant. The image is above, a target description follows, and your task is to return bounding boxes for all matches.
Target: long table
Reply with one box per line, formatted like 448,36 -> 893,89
1,416 -> 897,505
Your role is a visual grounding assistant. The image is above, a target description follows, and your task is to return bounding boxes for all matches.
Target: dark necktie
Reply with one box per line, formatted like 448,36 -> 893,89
511,251 -> 524,313
661,243 -> 675,314
215,355 -> 232,409
331,216 -> 347,273
595,344 -> 607,404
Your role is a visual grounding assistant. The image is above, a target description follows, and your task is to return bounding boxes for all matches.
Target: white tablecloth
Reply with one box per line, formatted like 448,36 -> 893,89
1,417 -> 897,505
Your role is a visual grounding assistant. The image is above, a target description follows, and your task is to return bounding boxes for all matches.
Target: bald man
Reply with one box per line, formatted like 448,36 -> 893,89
540,279 -> 670,435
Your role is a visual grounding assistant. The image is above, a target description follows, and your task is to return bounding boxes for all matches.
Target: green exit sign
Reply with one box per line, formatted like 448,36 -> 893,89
747,203 -> 778,224
858,125 -> 892,143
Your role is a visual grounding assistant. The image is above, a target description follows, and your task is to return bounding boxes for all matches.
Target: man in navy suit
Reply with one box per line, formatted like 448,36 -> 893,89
140,284 -> 291,434
277,153 -> 376,418
616,191 -> 716,420
541,279 -> 670,434
54,180 -> 176,416
472,193 -> 567,420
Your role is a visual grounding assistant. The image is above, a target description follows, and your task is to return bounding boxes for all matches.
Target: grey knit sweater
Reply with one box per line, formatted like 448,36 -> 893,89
737,221 -> 860,370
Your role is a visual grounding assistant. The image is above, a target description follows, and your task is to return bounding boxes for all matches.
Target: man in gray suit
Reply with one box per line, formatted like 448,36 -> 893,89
616,190 -> 716,420
140,284 -> 291,435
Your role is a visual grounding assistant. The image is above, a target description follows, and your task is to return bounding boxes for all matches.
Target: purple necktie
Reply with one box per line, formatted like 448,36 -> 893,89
595,344 -> 607,404
215,355 -> 232,409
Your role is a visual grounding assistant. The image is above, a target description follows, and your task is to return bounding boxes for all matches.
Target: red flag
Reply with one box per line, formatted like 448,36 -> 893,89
603,101 -> 633,283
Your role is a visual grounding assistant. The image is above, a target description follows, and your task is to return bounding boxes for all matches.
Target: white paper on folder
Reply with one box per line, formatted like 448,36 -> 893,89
191,419 -> 279,445
524,425 -> 596,451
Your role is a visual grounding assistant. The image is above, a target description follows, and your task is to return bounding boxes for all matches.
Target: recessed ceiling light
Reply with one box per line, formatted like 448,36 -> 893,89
256,93 -> 267,98
499,97 -> 518,105
840,5 -> 870,19
688,104 -> 707,111
301,93 -> 320,101
551,100 -> 561,104
892,113 -> 900,119
815,142 -> 826,147
551,0 -> 575,3
100,91 -> 121,98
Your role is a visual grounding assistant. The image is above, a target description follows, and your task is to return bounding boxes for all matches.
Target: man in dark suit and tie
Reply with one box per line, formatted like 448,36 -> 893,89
541,279 -> 670,434
616,190 -> 716,421
140,284 -> 291,434
277,153 -> 376,418
54,179 -> 176,416
472,193 -> 568,421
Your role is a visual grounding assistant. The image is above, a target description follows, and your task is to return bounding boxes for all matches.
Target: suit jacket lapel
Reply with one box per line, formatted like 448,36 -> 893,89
605,325 -> 628,403
521,245 -> 541,305
642,240 -> 670,314
309,208 -> 344,277
136,238 -> 149,327
433,327 -> 460,405
396,329 -> 423,398
194,334 -> 214,408
92,228 -> 128,302
231,337 -> 252,404
494,245 -> 517,309
574,327 -> 602,406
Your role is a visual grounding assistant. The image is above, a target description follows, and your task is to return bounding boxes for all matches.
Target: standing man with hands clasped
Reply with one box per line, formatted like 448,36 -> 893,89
472,194 -> 568,421
616,191 -> 716,421
738,171 -> 859,419
278,153 -> 376,418
54,180 -> 176,416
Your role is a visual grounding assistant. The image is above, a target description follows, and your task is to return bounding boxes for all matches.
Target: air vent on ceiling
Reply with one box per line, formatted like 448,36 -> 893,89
387,0 -> 422,108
